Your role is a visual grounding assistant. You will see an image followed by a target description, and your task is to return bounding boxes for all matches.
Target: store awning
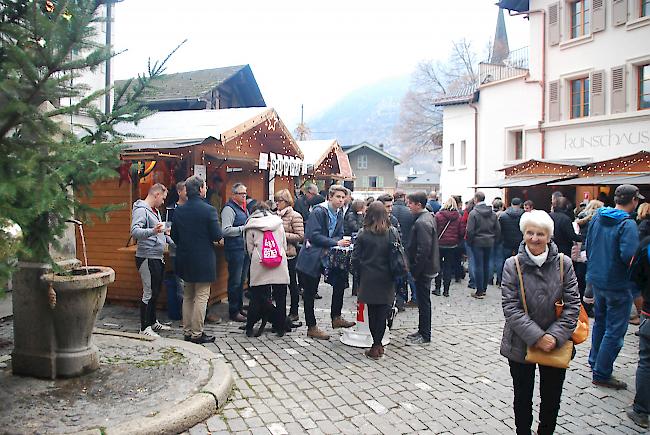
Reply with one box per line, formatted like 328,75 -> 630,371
549,173 -> 650,186
474,176 -> 574,188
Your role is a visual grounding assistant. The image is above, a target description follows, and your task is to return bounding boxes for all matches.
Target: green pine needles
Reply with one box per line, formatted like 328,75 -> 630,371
0,0 -> 184,286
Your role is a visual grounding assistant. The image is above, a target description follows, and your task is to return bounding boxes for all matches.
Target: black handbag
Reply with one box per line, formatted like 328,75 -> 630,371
388,227 -> 409,282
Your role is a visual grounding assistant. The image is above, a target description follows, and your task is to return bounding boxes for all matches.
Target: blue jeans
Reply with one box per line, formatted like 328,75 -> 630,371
408,273 -> 417,303
471,246 -> 492,294
466,242 -> 476,288
634,316 -> 650,416
225,249 -> 250,318
490,242 -> 504,284
588,286 -> 633,381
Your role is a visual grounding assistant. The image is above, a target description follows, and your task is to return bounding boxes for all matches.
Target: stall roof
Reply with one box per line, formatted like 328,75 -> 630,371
549,173 -> 650,186
118,107 -> 303,158
474,175 -> 575,188
298,139 -> 355,180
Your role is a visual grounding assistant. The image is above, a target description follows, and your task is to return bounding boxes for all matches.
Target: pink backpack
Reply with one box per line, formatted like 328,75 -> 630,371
260,230 -> 283,268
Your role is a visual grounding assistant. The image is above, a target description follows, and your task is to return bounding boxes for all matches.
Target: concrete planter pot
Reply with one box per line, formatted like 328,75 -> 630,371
12,263 -> 115,379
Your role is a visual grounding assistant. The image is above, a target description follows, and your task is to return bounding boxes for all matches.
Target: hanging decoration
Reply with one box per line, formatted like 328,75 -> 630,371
116,161 -> 132,187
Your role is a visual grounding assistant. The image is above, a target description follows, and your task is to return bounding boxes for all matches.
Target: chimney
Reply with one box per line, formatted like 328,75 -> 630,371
378,143 -> 384,150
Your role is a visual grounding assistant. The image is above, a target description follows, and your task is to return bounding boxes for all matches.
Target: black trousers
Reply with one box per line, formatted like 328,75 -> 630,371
435,246 -> 457,292
415,276 -> 432,341
135,257 -> 164,331
509,359 -> 567,435
287,257 -> 299,316
367,304 -> 389,346
271,284 -> 287,328
245,285 -> 272,331
299,272 -> 319,327
328,268 -> 346,320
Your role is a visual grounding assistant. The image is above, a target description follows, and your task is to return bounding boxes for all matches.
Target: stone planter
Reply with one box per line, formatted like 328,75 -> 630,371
12,263 -> 114,379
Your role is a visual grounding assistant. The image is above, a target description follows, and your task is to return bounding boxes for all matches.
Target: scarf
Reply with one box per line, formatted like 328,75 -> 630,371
525,245 -> 549,267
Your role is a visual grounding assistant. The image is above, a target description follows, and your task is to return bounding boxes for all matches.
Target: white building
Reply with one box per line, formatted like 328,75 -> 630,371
437,0 -> 650,207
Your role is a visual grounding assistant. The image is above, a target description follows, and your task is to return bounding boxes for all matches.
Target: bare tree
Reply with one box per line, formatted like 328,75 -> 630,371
394,39 -> 480,161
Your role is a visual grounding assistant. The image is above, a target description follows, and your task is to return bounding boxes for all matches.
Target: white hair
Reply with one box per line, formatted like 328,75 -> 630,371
519,210 -> 554,236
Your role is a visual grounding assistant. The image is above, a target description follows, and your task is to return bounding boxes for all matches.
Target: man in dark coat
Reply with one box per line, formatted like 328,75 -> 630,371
549,197 -> 582,256
405,191 -> 440,346
392,190 -> 417,306
499,197 -> 525,265
466,191 -> 501,298
296,185 -> 355,340
172,176 -> 223,344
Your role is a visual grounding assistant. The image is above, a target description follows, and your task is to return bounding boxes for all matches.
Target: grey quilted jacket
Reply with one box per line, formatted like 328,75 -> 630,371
500,242 -> 580,363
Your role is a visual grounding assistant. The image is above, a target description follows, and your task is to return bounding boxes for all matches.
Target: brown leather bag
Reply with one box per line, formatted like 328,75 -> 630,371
554,254 -> 590,344
514,255 -> 573,369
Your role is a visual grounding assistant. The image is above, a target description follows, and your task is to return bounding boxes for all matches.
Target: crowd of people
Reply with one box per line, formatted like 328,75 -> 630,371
130,178 -> 649,431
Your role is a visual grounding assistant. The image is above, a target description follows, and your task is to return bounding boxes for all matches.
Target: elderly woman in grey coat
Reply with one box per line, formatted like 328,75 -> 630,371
500,210 -> 580,435
351,201 -> 397,360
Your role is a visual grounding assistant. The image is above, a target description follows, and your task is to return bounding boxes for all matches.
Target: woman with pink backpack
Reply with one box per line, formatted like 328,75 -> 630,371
244,202 -> 290,336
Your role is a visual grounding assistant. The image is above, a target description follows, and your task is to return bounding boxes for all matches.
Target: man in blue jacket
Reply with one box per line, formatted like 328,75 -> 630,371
172,176 -> 223,344
297,185 -> 355,340
586,184 -> 643,389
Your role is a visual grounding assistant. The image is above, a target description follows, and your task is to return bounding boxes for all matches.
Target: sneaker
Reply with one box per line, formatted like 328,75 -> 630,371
443,290 -> 449,297
307,326 -> 330,340
314,292 -> 323,300
332,316 -> 355,328
471,291 -> 485,299
406,336 -> 430,346
151,321 -> 172,331
407,331 -> 421,339
139,326 -> 160,338
432,289 -> 441,296
592,377 -> 627,390
288,313 -> 299,322
626,406 -> 649,428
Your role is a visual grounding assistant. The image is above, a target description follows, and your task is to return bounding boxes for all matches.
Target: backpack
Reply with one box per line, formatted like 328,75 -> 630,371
260,230 -> 283,268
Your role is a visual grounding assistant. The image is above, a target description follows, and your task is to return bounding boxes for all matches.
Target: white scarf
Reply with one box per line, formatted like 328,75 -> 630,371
525,245 -> 549,267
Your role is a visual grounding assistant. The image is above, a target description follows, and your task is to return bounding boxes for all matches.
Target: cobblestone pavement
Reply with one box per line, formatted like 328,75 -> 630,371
3,276 -> 644,434
0,330 -> 211,434
95,278 -> 644,435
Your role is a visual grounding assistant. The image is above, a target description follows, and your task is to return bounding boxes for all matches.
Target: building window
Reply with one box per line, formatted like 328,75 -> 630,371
570,0 -> 591,39
357,154 -> 367,169
449,143 -> 455,168
571,77 -> 590,118
514,131 -> 523,160
642,0 -> 650,17
368,176 -> 378,188
640,64 -> 650,110
460,140 -> 466,166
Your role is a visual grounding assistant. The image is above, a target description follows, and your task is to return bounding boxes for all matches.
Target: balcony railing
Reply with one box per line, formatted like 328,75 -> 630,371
479,46 -> 529,85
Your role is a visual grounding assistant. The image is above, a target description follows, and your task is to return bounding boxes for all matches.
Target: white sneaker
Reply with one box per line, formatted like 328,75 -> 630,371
151,321 -> 171,331
140,326 -> 160,338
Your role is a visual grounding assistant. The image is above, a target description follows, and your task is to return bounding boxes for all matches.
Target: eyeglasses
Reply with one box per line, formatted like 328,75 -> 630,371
234,192 -> 247,196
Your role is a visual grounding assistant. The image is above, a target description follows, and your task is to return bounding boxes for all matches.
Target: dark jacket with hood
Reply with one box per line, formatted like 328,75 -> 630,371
392,199 -> 415,248
435,209 -> 464,248
499,207 -> 524,251
549,210 -> 582,257
585,207 -> 639,291
344,211 -> 364,236
351,228 -> 396,305
639,217 -> 650,240
407,210 -> 440,279
296,202 -> 343,278
500,242 -> 580,363
466,203 -> 501,248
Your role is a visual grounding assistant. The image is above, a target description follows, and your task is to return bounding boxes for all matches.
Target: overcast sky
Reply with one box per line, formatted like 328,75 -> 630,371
112,0 -> 529,127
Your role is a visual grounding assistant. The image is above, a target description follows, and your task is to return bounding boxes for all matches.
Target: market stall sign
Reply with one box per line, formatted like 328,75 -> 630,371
259,152 -> 306,177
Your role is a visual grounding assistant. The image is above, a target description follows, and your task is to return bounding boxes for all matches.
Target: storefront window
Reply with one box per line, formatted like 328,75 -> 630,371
570,0 -> 591,39
639,64 -> 650,110
571,77 -> 590,118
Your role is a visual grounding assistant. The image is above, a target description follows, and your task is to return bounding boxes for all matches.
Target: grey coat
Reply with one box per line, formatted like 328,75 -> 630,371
500,242 -> 580,363
351,229 -> 396,305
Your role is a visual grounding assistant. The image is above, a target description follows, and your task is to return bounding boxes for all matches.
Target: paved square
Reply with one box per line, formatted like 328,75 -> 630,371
95,279 -> 643,434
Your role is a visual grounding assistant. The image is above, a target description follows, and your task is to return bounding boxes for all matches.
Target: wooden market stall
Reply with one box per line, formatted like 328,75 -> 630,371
297,139 -> 355,189
78,107 -> 304,305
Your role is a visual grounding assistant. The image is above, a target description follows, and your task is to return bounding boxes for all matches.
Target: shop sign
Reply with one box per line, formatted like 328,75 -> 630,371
259,152 -> 306,177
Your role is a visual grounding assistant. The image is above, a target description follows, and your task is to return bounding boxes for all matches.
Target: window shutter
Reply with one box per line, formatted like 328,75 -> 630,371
592,0 -> 605,32
361,176 -> 369,188
611,65 -> 626,114
377,176 -> 384,188
548,80 -> 561,122
548,2 -> 560,46
612,0 -> 628,26
590,70 -> 605,116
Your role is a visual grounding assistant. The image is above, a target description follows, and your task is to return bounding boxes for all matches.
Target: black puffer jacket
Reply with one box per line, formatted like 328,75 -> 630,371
344,212 -> 364,236
499,207 -> 524,251
549,211 -> 582,256
392,199 -> 415,248
467,203 -> 500,248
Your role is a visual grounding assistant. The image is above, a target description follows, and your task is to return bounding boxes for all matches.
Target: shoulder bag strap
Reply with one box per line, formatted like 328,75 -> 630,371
514,256 -> 528,314
438,219 -> 452,240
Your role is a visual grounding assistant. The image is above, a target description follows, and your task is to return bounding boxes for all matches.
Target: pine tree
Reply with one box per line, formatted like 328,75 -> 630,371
0,0 -> 181,285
